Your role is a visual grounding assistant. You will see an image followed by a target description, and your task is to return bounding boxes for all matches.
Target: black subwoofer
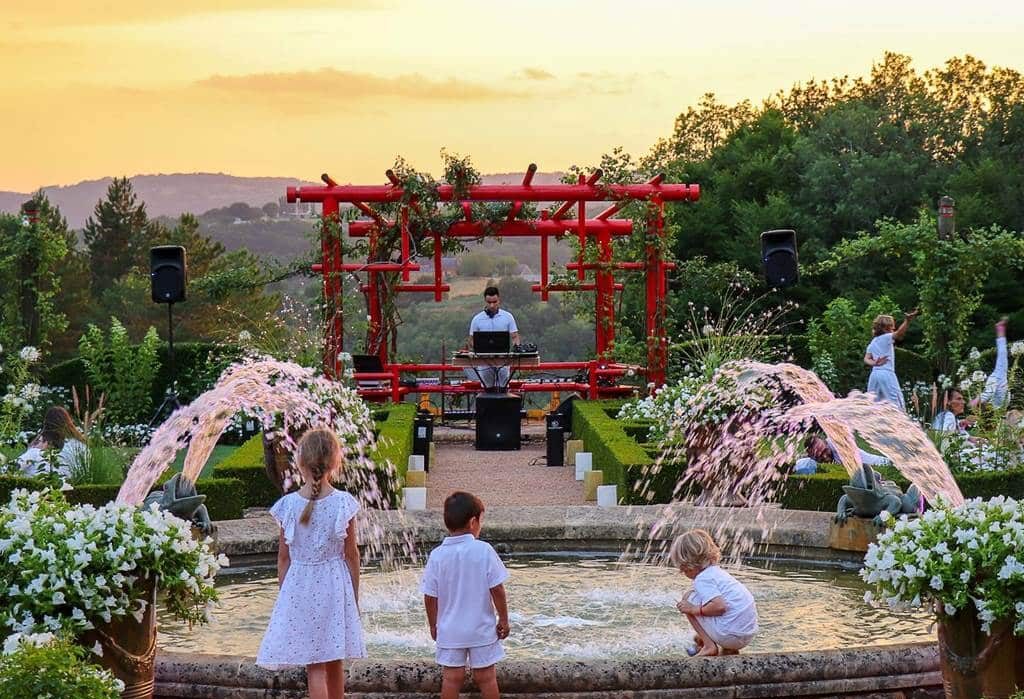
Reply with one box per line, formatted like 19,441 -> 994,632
475,394 -> 522,451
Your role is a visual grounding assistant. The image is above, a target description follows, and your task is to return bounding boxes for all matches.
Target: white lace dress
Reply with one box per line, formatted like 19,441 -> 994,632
256,490 -> 367,669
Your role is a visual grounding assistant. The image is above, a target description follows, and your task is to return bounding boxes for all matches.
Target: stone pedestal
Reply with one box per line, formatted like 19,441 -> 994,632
405,470 -> 426,488
583,470 -> 603,501
828,517 -> 881,552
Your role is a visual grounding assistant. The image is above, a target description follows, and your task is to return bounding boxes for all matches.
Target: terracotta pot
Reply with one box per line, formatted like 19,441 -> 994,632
80,577 -> 157,699
937,606 -> 1024,699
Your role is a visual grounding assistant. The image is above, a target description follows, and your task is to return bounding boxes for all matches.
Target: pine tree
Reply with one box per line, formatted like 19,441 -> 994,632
82,177 -> 151,295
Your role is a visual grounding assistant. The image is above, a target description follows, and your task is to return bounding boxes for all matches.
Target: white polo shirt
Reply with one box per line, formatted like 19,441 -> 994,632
420,534 -> 509,649
469,308 -> 518,335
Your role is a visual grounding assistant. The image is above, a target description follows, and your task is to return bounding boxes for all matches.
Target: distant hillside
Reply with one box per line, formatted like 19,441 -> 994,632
0,173 -> 318,229
1,170 -> 579,262
0,170 -> 568,230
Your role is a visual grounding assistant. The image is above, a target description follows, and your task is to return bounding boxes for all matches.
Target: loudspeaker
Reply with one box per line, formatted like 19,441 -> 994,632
413,410 -> 434,471
760,230 -> 798,288
475,394 -> 522,451
151,246 -> 187,303
546,412 -> 566,466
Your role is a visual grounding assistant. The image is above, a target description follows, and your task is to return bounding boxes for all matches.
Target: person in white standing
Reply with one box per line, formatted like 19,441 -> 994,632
864,309 -> 918,410
421,491 -> 510,699
672,529 -> 758,657
256,428 -> 366,699
465,286 -> 520,391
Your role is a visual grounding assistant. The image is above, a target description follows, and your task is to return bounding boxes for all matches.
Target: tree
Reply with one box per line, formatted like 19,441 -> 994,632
0,199 -> 69,351
82,178 -> 153,295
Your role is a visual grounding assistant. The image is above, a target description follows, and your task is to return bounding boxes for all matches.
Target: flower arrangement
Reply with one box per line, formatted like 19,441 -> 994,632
617,378 -> 701,443
0,489 -> 227,642
862,497 -> 1024,635
1,632 -> 123,698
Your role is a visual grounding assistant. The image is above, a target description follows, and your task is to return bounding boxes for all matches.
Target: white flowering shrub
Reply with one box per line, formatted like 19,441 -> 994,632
0,345 -> 44,442
862,497 -> 1024,635
0,488 -> 227,640
0,633 -> 123,698
617,378 -> 701,442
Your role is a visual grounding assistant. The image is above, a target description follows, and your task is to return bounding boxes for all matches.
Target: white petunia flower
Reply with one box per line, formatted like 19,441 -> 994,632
18,346 -> 40,363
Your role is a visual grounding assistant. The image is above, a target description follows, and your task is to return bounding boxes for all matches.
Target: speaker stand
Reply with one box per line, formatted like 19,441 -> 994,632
149,302 -> 181,427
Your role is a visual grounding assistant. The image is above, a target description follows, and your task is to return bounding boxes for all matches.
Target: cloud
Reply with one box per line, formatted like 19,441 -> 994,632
520,67 -> 555,81
3,0 -> 390,27
194,68 -> 527,102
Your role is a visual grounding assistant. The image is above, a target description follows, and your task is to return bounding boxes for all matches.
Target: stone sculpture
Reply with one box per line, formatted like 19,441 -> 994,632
143,472 -> 214,534
835,463 -> 921,526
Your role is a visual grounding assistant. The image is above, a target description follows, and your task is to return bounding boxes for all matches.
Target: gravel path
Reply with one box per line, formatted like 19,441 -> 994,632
425,439 -> 584,508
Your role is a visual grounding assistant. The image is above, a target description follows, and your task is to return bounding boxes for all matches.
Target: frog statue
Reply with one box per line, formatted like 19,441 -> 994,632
835,463 -> 922,526
143,472 -> 214,535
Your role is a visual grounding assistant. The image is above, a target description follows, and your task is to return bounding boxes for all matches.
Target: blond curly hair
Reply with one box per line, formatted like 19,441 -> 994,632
872,314 -> 895,337
669,529 -> 722,570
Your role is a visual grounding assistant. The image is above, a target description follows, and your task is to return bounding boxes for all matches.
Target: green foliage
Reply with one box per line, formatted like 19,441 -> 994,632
0,635 -> 122,699
211,436 -> 278,509
82,177 -> 153,297
807,295 -> 900,394
0,206 -> 69,351
817,215 -> 1024,372
77,317 -> 161,424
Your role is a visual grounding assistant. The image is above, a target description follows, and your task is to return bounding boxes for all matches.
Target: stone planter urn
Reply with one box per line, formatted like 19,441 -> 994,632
936,606 -> 1024,699
80,576 -> 158,699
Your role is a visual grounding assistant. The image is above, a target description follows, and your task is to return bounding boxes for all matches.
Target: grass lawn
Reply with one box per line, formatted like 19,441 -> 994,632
167,444 -> 239,479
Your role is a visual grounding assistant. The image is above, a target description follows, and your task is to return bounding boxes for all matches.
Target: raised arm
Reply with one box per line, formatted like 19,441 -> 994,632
893,309 -> 919,341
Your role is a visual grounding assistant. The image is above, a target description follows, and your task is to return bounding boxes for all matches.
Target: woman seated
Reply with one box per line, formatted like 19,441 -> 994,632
932,389 -> 971,434
17,406 -> 88,479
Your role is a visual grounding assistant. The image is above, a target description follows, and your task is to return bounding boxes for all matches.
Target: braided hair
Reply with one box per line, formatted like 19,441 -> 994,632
297,428 -> 342,525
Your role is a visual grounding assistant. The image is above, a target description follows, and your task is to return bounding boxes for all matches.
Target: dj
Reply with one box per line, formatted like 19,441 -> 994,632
465,285 -> 520,390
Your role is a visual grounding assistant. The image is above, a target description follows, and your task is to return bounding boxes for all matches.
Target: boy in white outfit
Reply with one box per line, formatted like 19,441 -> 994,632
421,491 -> 510,699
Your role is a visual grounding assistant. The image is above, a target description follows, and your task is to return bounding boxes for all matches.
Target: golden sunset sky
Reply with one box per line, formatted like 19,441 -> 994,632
1,0 -> 1021,191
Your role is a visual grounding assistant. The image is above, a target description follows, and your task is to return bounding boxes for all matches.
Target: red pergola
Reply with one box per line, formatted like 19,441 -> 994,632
287,165 -> 699,401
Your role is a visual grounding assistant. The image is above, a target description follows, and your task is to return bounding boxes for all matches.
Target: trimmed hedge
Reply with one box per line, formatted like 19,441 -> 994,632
572,400 -> 657,504
0,475 -> 245,520
210,436 -> 278,510
210,403 -> 417,510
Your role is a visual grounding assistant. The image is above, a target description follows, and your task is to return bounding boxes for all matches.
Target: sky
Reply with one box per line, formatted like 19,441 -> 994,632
1,0 -> 1022,191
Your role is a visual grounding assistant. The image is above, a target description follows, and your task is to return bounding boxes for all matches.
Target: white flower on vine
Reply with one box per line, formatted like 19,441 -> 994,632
959,379 -> 972,392
18,346 -> 40,363
1011,341 -> 1024,357
237,330 -> 253,343
971,370 -> 986,384
968,347 -> 981,361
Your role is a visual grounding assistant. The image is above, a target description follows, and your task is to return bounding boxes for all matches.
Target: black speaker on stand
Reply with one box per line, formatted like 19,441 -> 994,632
149,246 -> 187,426
760,230 -> 799,288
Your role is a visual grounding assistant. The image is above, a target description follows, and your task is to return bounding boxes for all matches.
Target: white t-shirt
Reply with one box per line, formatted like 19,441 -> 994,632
866,332 -> 895,373
420,534 -> 509,649
690,565 -> 758,637
469,309 -> 518,335
17,439 -> 86,479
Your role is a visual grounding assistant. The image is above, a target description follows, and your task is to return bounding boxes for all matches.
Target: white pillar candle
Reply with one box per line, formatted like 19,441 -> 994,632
574,452 -> 593,481
408,454 -> 425,472
597,485 -> 618,507
404,487 -> 427,510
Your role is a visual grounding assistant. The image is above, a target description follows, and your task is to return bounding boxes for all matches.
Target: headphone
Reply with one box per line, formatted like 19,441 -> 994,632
484,307 -> 498,318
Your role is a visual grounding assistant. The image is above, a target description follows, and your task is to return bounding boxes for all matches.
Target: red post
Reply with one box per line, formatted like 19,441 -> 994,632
401,206 -> 410,282
321,198 -> 342,377
433,232 -> 443,302
644,198 -> 668,387
577,173 -> 586,281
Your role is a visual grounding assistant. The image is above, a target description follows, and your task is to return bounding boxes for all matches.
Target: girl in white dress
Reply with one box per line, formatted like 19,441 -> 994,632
864,310 -> 918,411
17,405 -> 88,479
256,428 -> 366,699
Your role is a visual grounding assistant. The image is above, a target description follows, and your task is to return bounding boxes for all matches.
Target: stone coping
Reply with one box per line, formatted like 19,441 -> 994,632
215,503 -> 857,565
156,643 -> 941,698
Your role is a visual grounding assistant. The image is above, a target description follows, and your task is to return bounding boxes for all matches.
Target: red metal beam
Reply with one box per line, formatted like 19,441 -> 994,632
290,182 -> 700,204
596,173 -> 665,220
345,219 -> 633,237
359,284 -> 451,293
531,283 -> 624,292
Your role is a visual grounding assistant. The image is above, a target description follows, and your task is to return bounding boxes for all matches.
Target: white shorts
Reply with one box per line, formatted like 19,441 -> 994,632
436,640 -> 505,669
706,629 -> 755,650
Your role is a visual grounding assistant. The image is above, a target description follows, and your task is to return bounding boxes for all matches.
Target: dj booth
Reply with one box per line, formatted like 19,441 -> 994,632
352,350 -> 637,451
